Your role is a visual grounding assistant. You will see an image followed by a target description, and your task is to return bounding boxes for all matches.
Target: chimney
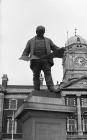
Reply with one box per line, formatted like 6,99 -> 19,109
40,73 -> 44,86
2,74 -> 8,90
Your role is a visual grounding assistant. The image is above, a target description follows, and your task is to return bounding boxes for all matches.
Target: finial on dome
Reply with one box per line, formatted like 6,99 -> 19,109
75,28 -> 77,36
67,31 -> 69,40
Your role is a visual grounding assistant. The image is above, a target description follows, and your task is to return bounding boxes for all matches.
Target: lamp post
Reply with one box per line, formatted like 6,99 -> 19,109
40,73 -> 44,86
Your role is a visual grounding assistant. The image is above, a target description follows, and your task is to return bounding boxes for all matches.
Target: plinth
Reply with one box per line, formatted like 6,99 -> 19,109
15,90 -> 75,140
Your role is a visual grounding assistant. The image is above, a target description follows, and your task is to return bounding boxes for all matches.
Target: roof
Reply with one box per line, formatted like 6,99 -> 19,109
65,35 -> 87,47
0,85 -> 48,93
60,76 -> 87,90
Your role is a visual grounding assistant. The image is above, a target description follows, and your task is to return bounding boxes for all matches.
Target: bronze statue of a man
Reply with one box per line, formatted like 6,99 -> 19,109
20,26 -> 65,93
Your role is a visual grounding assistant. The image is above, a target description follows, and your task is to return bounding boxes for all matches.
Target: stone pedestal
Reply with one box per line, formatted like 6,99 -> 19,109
15,90 -> 76,140
22,111 -> 66,140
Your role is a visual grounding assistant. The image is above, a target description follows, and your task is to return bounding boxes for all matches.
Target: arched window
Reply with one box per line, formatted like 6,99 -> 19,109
82,113 -> 87,133
7,118 -> 17,134
67,117 -> 77,133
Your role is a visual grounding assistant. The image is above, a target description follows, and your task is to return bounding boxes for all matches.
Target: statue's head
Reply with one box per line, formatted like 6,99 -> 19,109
36,25 -> 45,37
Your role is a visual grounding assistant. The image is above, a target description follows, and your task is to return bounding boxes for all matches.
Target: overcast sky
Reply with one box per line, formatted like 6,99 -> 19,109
1,0 -> 87,85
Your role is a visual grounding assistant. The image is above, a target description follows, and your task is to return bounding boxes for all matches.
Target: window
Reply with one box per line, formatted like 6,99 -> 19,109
81,98 -> 87,107
4,98 -> 9,109
82,118 -> 87,132
9,99 -> 17,110
66,97 -> 76,106
7,118 -> 17,134
67,117 -> 77,133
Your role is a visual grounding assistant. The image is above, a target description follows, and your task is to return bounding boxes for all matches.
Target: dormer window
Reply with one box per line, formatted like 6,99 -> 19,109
77,37 -> 82,47
77,45 -> 82,47
77,37 -> 80,42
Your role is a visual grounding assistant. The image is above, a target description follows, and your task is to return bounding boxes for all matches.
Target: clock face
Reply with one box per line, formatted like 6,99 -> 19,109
74,56 -> 86,66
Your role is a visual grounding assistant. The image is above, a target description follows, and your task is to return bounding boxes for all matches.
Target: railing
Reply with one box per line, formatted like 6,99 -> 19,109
67,133 -> 87,140
67,131 -> 78,135
2,133 -> 22,139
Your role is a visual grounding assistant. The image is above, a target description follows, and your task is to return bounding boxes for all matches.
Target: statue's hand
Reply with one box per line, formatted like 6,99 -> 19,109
19,56 -> 30,61
60,47 -> 66,52
53,47 -> 66,58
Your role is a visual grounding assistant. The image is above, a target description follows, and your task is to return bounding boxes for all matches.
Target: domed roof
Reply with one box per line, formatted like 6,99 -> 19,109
65,35 -> 87,47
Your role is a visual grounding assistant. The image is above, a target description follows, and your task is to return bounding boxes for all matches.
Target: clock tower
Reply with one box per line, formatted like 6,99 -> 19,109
63,35 -> 87,81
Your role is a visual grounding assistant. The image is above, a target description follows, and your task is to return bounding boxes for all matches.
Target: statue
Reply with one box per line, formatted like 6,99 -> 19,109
20,25 -> 65,93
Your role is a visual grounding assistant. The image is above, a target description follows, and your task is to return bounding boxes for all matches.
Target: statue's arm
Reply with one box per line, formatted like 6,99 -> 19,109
19,40 -> 31,61
51,47 -> 66,58
50,39 -> 59,51
50,39 -> 66,58
22,40 -> 31,56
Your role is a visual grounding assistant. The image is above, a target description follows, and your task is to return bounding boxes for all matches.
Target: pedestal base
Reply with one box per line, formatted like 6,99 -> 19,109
22,111 -> 67,140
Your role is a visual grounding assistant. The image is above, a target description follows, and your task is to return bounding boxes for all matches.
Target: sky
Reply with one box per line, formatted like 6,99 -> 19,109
1,0 -> 87,85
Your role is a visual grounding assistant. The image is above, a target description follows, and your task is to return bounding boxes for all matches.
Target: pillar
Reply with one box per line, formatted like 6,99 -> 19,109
77,95 -> 83,135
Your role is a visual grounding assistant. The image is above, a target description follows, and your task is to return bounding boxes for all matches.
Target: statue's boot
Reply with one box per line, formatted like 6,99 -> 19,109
48,86 -> 61,93
34,88 -> 40,91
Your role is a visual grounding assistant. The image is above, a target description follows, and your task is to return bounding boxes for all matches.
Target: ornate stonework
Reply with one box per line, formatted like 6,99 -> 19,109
63,35 -> 87,81
79,80 -> 87,87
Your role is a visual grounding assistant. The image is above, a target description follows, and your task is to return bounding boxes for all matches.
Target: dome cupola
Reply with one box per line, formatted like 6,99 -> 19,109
65,35 -> 87,50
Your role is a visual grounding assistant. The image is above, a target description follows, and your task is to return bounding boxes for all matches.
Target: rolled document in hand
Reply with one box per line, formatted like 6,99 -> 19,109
19,56 -> 30,61
19,55 -> 39,61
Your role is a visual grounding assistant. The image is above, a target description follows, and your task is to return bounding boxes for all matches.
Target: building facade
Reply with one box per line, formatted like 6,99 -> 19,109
0,34 -> 87,139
